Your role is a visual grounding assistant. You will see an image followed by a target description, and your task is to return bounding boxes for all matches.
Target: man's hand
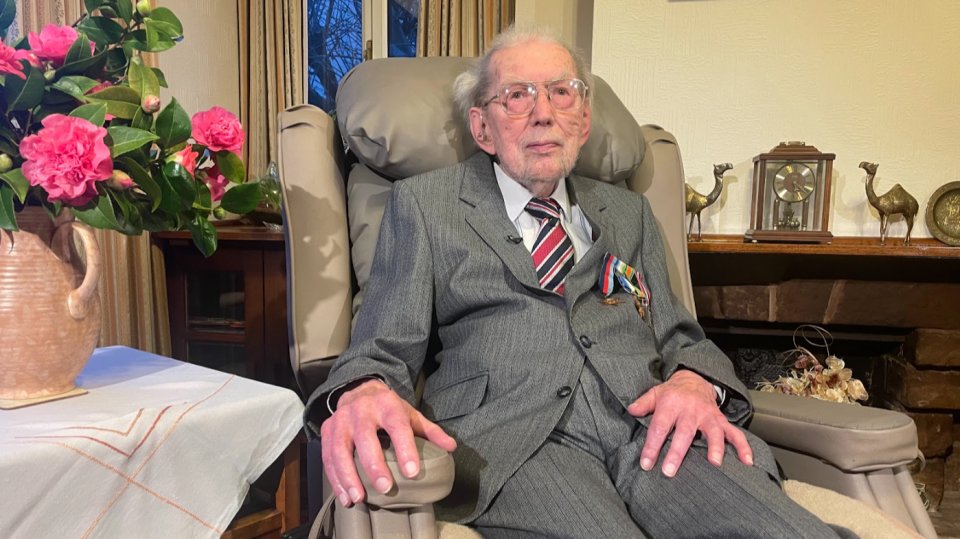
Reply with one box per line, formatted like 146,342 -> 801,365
320,380 -> 458,508
627,370 -> 752,477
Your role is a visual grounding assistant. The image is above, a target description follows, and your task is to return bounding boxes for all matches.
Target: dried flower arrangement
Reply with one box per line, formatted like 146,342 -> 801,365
756,326 -> 869,405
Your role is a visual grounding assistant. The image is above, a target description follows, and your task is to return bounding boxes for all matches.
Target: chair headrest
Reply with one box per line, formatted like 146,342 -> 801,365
336,57 -> 644,183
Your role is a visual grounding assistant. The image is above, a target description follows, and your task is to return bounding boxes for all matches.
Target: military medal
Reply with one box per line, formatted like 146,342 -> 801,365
599,253 -> 651,324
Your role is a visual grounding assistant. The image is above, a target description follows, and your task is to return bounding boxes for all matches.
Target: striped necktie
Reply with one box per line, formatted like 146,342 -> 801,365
525,197 -> 575,294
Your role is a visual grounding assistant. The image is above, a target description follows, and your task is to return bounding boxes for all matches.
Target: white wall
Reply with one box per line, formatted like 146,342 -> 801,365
156,0 -> 241,118
592,0 -> 960,238
515,0 -> 593,66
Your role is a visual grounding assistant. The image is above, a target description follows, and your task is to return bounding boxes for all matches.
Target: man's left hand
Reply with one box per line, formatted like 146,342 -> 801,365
627,370 -> 753,477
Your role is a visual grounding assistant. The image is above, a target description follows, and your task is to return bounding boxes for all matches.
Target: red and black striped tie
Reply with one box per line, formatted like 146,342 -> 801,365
525,197 -> 575,294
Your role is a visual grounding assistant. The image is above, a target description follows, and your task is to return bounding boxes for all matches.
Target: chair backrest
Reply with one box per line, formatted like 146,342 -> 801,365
277,57 -> 695,396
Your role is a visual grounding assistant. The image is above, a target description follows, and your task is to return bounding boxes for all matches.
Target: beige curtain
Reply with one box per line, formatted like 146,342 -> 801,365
13,0 -> 84,40
417,0 -> 515,57
18,0 -> 171,356
238,0 -> 304,181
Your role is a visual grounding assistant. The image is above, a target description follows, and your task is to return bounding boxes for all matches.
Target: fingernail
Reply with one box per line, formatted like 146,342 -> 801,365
663,463 -> 677,477
404,462 -> 418,477
640,458 -> 653,471
375,477 -> 391,493
746,454 -> 754,466
348,487 -> 362,503
338,493 -> 350,506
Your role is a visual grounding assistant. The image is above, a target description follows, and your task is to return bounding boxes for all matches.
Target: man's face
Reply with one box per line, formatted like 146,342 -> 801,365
469,41 -> 591,196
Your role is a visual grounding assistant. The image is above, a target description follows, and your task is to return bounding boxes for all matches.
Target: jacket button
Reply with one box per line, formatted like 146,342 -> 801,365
557,386 -> 572,398
579,335 -> 592,348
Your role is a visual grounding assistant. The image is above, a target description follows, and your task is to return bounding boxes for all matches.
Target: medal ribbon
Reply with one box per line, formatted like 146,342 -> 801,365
599,253 -> 650,306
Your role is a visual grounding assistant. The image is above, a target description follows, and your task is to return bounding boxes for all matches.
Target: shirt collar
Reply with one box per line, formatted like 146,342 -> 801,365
493,162 -> 571,221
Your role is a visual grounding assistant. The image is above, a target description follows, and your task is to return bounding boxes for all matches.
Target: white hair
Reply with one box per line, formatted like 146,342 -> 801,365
452,24 -> 595,124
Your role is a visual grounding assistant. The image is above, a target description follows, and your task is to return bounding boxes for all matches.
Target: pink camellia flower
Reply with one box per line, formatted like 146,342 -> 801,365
13,50 -> 42,68
202,164 -> 229,202
28,24 -> 95,67
20,114 -> 113,206
191,107 -> 245,154
0,43 -> 26,80
170,145 -> 200,176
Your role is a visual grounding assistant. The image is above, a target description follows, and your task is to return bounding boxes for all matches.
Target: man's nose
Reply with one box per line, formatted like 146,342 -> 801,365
529,88 -> 555,126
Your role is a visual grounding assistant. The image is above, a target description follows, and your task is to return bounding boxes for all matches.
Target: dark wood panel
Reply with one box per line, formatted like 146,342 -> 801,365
154,226 -> 283,242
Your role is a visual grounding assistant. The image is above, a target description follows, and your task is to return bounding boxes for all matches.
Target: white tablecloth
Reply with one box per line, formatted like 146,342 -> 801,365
0,346 -> 304,539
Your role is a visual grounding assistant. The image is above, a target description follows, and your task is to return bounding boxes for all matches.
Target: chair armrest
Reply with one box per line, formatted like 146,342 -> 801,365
356,438 -> 455,509
747,390 -> 920,473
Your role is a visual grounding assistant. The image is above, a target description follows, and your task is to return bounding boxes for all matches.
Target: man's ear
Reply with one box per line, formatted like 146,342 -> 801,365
469,107 -> 496,154
578,102 -> 592,147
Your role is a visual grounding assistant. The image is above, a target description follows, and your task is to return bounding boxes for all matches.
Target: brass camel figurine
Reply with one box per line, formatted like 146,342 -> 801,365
685,163 -> 732,241
859,162 -> 919,246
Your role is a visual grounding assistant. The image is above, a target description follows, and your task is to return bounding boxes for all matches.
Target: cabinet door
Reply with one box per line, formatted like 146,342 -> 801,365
167,246 -> 266,380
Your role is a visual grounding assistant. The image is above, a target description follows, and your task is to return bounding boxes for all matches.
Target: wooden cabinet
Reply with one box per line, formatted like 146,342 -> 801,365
155,227 -> 295,392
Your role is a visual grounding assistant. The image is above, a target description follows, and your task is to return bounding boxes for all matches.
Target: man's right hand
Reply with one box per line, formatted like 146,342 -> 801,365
320,379 -> 458,508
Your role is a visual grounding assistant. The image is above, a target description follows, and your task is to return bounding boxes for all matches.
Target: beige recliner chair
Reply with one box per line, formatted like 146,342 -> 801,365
277,57 -> 937,539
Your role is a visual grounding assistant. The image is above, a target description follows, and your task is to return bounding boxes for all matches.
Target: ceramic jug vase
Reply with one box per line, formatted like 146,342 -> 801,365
0,208 -> 101,401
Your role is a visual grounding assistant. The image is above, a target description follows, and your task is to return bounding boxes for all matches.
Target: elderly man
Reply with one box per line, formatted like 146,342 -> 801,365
305,27 -> 855,539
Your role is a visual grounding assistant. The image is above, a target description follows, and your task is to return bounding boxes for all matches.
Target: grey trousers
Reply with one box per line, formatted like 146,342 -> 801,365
473,362 -> 857,539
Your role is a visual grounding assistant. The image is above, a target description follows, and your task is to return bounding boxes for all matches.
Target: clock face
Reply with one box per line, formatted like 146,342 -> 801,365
773,162 -> 816,203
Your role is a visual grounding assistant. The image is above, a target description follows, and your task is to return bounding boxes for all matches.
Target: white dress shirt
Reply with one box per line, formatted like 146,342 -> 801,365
493,163 -> 594,262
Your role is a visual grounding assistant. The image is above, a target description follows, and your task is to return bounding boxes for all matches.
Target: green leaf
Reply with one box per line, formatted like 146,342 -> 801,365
117,156 -> 162,211
131,106 -> 153,131
78,16 -> 124,46
127,57 -> 160,102
104,47 -> 129,78
105,126 -> 159,157
215,151 -> 245,183
5,61 -> 44,111
151,67 -> 168,88
37,190 -> 62,221
154,165 -> 183,213
0,168 -> 29,204
0,183 -> 18,232
70,103 -> 108,126
219,182 -> 261,214
50,75 -> 100,100
97,6 -> 118,18
65,34 -> 93,66
58,47 -> 108,78
108,189 -> 142,235
186,214 -> 217,257
116,0 -> 133,21
71,192 -> 121,231
125,30 -> 175,52
163,162 -> 196,209
145,19 -> 181,39
137,202 -> 170,232
86,84 -> 140,119
155,97 -> 191,149
84,0 -> 103,15
148,7 -> 183,35
0,0 -> 17,41
197,180 -> 212,210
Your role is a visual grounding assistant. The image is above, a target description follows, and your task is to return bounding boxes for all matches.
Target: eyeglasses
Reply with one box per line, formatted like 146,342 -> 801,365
481,78 -> 588,117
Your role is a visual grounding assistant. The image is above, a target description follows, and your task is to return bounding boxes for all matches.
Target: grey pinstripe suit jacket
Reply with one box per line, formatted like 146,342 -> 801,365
304,152 -> 775,523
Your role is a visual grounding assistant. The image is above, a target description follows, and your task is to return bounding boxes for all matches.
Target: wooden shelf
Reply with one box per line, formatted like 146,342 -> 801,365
688,235 -> 960,259
153,226 -> 283,242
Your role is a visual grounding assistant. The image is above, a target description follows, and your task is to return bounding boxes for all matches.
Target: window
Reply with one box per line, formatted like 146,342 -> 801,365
306,0 -> 419,113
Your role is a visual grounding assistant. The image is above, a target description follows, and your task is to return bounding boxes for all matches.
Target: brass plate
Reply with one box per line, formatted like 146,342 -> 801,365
926,181 -> 960,247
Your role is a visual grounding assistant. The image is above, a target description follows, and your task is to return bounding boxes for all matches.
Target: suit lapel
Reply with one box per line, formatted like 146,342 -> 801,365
563,175 -> 612,304
460,153 -> 542,291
